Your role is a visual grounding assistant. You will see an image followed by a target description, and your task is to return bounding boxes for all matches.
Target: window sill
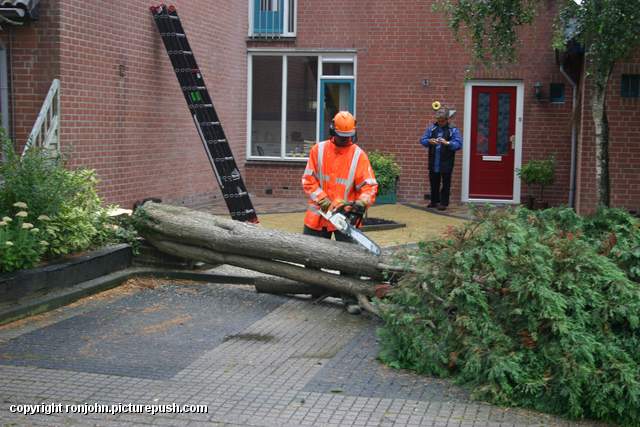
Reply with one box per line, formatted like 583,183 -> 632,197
246,158 -> 308,166
247,35 -> 297,42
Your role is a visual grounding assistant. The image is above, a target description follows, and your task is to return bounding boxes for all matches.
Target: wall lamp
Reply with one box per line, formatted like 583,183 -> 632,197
533,81 -> 545,100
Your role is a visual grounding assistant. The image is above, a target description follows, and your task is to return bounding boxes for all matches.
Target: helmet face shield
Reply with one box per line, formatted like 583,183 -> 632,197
334,128 -> 356,137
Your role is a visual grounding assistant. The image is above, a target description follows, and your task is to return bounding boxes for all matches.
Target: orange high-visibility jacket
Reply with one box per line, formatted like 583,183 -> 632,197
302,139 -> 378,231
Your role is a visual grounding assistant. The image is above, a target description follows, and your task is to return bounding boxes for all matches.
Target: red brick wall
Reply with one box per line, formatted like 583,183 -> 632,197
57,0 -> 248,208
244,0 -> 575,206
576,50 -> 640,214
11,1 -> 636,210
0,0 -> 60,149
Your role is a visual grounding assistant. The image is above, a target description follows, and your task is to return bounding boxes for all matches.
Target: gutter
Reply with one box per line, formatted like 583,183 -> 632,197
559,63 -> 578,208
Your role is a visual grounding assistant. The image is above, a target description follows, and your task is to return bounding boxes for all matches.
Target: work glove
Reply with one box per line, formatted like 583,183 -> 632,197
317,197 -> 331,212
329,198 -> 346,212
352,200 -> 367,216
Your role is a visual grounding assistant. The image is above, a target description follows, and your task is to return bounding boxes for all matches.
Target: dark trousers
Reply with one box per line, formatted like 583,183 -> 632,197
302,225 -> 357,304
429,170 -> 452,206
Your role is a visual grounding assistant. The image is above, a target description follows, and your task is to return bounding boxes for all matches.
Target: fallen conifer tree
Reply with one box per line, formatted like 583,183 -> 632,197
378,207 -> 640,426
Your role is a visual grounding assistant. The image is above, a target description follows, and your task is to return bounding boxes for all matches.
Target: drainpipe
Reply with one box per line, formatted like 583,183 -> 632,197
560,63 -> 578,208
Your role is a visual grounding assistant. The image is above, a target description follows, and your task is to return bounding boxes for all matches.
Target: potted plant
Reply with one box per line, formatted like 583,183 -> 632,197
369,151 -> 401,204
517,157 -> 555,209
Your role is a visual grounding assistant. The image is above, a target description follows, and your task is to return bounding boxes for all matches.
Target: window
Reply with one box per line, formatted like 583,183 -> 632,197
248,53 -> 356,160
549,83 -> 565,103
250,0 -> 296,37
621,75 -> 640,98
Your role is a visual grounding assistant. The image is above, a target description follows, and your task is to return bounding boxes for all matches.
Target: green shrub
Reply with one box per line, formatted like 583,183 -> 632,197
0,136 -> 72,220
378,207 -> 640,426
368,151 -> 401,193
40,169 -> 105,256
0,133 -> 138,271
517,158 -> 555,201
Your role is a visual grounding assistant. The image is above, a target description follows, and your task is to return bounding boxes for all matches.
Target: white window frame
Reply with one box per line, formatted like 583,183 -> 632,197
247,49 -> 357,162
248,0 -> 297,37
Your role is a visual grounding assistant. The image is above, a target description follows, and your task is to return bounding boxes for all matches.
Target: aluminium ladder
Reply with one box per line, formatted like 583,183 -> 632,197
150,4 -> 258,223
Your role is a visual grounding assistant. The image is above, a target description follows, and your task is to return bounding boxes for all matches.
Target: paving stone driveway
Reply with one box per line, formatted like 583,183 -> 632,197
0,281 -> 606,426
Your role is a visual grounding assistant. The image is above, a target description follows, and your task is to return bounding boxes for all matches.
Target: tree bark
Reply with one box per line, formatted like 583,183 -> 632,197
144,234 -> 377,297
137,202 -> 387,279
592,69 -> 612,207
254,276 -> 333,296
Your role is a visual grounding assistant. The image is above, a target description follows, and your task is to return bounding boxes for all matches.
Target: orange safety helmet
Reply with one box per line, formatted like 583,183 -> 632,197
330,111 -> 357,137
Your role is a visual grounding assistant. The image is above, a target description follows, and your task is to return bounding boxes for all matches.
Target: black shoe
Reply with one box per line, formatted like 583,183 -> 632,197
437,205 -> 447,211
341,295 -> 362,315
346,304 -> 362,315
427,203 -> 438,208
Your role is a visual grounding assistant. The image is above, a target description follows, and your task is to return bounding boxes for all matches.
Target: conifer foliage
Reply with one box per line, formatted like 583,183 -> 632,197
378,207 -> 640,426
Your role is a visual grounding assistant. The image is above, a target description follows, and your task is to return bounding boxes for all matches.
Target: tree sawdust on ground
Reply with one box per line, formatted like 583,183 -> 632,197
0,277 -> 202,332
141,314 -> 192,335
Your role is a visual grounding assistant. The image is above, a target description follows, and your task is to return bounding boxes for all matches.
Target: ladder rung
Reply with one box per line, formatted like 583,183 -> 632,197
168,50 -> 193,56
189,104 -> 214,109
208,139 -> 227,144
200,121 -> 220,127
160,32 -> 186,38
214,156 -> 235,163
182,86 -> 207,91
222,175 -> 241,182
224,192 -> 249,199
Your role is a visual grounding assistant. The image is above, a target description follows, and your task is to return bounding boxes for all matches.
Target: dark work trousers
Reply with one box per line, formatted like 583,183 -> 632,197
302,225 -> 358,305
429,170 -> 452,206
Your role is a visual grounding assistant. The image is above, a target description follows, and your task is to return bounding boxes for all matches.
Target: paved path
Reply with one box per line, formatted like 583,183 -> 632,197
0,279 -> 605,427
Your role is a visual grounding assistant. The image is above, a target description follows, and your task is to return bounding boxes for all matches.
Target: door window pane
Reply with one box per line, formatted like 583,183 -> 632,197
251,56 -> 282,156
322,82 -> 352,140
286,57 -> 318,157
322,63 -> 353,76
476,93 -> 490,155
497,93 -> 511,155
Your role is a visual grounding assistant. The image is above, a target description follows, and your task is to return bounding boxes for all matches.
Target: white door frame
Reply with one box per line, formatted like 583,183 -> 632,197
461,80 -> 524,204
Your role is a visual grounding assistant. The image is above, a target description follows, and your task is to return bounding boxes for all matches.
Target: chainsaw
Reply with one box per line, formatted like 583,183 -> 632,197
318,202 -> 382,256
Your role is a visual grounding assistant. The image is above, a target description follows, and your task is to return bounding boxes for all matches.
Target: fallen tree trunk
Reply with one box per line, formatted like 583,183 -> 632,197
136,202 -> 388,279
254,276 -> 333,296
145,235 -> 376,297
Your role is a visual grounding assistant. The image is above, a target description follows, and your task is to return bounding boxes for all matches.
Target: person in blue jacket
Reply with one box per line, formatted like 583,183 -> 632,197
420,107 -> 462,211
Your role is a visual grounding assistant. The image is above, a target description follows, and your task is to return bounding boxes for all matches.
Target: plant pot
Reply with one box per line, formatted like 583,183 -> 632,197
534,200 -> 549,210
524,195 -> 535,210
375,188 -> 397,205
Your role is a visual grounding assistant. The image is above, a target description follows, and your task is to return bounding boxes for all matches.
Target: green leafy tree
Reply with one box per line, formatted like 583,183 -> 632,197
439,0 -> 640,207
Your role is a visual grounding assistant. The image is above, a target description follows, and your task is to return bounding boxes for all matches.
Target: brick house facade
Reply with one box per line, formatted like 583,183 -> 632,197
1,0 -> 638,214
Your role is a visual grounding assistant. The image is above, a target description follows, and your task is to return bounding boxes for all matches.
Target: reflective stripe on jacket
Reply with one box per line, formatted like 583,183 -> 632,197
301,139 -> 378,231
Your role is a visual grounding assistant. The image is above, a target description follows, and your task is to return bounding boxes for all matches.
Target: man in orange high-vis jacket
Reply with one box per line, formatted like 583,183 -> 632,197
301,111 -> 378,314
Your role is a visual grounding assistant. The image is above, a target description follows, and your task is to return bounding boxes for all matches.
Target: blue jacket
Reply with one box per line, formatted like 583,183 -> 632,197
420,123 -> 462,173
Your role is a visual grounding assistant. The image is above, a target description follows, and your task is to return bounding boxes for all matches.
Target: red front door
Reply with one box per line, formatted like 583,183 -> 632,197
469,86 -> 517,199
